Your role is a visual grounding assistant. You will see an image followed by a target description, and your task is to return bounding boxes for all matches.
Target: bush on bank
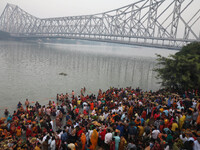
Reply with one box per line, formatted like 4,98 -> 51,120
155,42 -> 200,92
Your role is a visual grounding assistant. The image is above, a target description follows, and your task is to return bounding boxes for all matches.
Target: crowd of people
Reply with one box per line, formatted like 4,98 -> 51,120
0,87 -> 200,150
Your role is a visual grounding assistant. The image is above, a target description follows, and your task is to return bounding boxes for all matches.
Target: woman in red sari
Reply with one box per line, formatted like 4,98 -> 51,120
26,127 -> 32,139
90,102 -> 94,111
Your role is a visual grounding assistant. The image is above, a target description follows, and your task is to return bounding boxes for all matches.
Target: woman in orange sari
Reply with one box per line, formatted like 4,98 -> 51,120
2,129 -> 8,139
90,129 -> 98,150
10,123 -> 16,135
197,112 -> 200,125
16,126 -> 22,137
81,132 -> 86,150
119,136 -> 127,150
128,106 -> 134,120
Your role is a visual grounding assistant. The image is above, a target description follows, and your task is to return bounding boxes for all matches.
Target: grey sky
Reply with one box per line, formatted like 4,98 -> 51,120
0,0 -> 135,18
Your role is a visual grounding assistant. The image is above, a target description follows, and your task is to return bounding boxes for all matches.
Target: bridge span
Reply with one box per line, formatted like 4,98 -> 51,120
0,0 -> 200,49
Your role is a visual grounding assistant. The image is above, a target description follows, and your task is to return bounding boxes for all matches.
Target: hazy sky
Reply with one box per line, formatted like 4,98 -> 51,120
0,0 -> 135,18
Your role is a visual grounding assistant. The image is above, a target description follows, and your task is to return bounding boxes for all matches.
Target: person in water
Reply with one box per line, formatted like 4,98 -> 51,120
25,99 -> 30,107
4,109 -> 9,116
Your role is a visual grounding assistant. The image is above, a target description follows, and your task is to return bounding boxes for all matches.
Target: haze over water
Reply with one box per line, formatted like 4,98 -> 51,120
0,40 -> 178,114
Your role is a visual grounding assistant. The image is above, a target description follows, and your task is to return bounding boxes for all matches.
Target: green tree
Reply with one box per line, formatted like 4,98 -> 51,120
155,42 -> 200,91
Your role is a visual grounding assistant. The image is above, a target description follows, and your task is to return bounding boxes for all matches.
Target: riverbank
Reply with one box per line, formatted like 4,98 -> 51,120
0,87 -> 200,150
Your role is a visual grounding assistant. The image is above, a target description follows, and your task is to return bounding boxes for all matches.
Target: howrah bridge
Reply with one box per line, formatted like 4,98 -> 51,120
0,0 -> 200,49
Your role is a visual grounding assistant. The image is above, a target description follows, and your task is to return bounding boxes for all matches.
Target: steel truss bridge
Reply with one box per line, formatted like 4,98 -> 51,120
0,0 -> 200,49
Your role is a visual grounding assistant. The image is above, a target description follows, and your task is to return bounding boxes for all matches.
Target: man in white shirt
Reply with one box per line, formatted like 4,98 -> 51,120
138,101 -> 143,106
99,114 -> 105,122
89,129 -> 93,139
50,120 -> 54,130
42,134 -> 48,143
193,137 -> 200,150
56,109 -> 60,117
50,136 -> 56,150
74,122 -> 79,128
152,128 -> 160,140
82,102 -> 87,108
112,108 -> 116,113
103,112 -> 109,120
169,108 -> 174,116
48,136 -> 52,146
179,133 -> 188,143
118,105 -> 123,112
192,100 -> 197,108
104,129 -> 112,149
58,130 -> 63,139
121,113 -> 126,121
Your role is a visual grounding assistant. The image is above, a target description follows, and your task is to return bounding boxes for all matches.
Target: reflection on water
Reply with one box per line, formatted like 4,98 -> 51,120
0,41 -> 177,112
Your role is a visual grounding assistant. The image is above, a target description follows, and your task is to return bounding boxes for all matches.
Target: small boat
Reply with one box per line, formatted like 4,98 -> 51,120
59,72 -> 67,76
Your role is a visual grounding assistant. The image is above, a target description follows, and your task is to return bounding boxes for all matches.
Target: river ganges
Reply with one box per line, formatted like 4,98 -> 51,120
0,40 -> 177,115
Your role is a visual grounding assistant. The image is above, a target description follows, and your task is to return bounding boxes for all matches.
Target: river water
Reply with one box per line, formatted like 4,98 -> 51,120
0,40 -> 178,114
